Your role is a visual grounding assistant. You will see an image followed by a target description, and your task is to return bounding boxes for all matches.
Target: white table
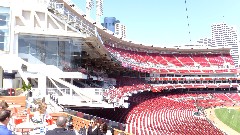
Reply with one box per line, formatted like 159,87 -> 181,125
15,122 -> 47,135
8,105 -> 21,108
15,122 -> 36,135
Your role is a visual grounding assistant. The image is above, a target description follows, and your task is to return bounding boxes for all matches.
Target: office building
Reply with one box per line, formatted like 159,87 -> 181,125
101,17 -> 126,38
211,23 -> 239,66
195,23 -> 239,66
115,23 -> 126,38
101,17 -> 119,32
196,38 -> 213,47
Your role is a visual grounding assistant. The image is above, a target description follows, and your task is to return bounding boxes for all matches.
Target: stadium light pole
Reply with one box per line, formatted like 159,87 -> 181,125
96,0 -> 103,24
86,0 -> 94,18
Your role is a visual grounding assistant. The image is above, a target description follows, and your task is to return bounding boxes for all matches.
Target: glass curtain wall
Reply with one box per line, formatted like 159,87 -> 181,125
18,35 -> 82,70
0,6 -> 10,51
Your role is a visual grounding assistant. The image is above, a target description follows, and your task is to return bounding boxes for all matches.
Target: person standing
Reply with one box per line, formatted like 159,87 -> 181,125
100,122 -> 112,135
0,100 -> 9,111
87,118 -> 101,135
0,110 -> 13,135
46,116 -> 76,135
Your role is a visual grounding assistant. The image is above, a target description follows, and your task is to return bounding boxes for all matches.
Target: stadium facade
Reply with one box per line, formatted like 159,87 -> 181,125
0,0 -> 240,134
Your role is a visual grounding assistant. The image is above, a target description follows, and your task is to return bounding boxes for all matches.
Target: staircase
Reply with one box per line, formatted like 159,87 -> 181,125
0,54 -> 113,108
18,53 -> 46,65
203,54 -> 212,67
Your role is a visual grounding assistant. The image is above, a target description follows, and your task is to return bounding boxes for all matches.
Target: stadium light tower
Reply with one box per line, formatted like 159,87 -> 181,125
86,0 -> 94,18
96,0 -> 103,24
86,0 -> 103,24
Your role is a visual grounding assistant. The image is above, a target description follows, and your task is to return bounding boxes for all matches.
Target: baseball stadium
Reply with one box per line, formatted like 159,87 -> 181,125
0,0 -> 239,135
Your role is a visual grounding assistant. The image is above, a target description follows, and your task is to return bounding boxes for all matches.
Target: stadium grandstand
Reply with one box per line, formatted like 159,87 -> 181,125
0,0 -> 240,134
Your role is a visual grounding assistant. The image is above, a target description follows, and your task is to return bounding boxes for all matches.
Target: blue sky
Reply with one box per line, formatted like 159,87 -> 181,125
72,0 -> 240,47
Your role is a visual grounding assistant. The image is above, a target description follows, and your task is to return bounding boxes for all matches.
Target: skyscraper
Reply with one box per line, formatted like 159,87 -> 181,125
211,23 -> 239,66
115,23 -> 126,38
196,23 -> 239,66
196,38 -> 213,47
101,17 -> 126,38
101,17 -> 120,32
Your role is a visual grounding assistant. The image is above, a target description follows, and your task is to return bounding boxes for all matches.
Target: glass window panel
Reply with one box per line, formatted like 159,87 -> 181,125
18,35 -> 82,70
0,7 -> 10,13
0,29 -> 9,38
0,15 -> 6,26
0,14 -> 9,26
18,37 -> 29,54
45,39 -> 58,66
0,30 -> 4,42
0,43 -> 4,50
0,29 -> 9,51
0,7 -> 10,52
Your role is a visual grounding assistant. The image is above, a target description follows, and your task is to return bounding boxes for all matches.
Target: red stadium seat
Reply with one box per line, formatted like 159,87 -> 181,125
105,44 -> 236,74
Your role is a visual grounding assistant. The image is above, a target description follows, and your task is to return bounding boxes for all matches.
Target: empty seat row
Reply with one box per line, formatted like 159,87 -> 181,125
104,82 -> 239,101
105,45 -> 235,68
125,96 -> 224,135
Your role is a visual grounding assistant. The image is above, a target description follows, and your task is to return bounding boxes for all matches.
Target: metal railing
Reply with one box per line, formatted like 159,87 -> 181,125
95,27 -> 104,44
46,88 -> 73,96
47,0 -> 96,37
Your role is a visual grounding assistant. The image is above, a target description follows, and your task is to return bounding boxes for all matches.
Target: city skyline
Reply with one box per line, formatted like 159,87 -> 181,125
72,0 -> 240,47
101,17 -> 127,38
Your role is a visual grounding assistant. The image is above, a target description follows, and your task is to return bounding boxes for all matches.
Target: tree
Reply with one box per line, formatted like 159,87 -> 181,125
22,81 -> 32,92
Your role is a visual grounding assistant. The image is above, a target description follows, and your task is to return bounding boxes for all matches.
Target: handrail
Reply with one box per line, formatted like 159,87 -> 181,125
16,55 -> 68,98
51,0 -> 238,53
95,27 -> 104,44
15,55 -> 101,103
48,78 -> 66,96
48,0 -> 96,37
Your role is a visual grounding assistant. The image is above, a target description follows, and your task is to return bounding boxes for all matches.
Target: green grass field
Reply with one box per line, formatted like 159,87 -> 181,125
215,108 -> 240,133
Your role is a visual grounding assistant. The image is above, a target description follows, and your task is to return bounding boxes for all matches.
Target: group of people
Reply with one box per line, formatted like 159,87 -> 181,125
46,116 -> 112,135
85,118 -> 111,135
0,99 -> 114,135
0,99 -> 49,135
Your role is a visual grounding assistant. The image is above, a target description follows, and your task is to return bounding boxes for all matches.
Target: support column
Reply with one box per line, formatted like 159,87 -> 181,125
70,78 -> 73,84
12,34 -> 18,55
70,78 -> 73,96
38,76 -> 46,97
0,67 -> 3,88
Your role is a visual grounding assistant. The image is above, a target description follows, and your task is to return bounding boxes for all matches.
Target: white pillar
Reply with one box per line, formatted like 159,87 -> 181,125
70,78 -> 73,84
12,34 -> 18,55
38,76 -> 46,96
9,5 -> 15,54
70,78 -> 73,96
3,79 -> 12,89
0,67 -> 3,88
